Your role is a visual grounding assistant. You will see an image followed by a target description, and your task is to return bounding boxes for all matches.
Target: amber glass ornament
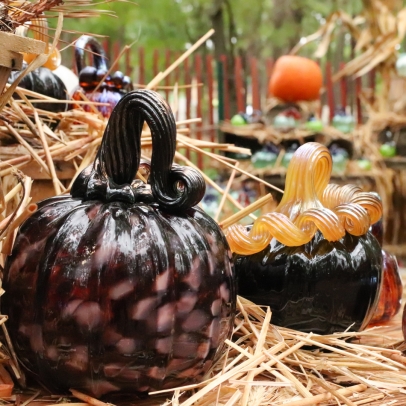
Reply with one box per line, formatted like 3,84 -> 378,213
72,35 -> 132,118
18,18 -> 61,71
229,142 -> 383,334
368,218 -> 403,325
2,90 -> 235,397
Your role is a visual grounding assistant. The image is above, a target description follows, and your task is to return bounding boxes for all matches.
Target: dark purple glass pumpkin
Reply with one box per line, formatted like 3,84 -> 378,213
72,35 -> 132,118
2,90 -> 235,397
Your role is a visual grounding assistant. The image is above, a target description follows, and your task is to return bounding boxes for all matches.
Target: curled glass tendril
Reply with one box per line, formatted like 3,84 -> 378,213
226,142 -> 383,255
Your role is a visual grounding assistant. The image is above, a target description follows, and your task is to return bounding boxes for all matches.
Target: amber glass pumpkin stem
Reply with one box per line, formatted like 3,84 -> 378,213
72,90 -> 205,211
75,35 -> 108,73
226,143 -> 383,255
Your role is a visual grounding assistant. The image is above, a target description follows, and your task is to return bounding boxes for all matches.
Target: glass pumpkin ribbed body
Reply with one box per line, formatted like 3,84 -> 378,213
234,231 -> 382,334
3,197 -> 235,396
2,90 -> 236,397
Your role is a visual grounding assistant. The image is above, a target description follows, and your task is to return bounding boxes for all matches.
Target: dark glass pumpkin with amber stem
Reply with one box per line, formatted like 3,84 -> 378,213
72,35 -> 133,118
227,143 -> 383,334
2,90 -> 236,397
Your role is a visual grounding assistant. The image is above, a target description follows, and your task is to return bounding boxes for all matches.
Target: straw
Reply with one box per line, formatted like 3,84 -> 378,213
34,111 -> 62,195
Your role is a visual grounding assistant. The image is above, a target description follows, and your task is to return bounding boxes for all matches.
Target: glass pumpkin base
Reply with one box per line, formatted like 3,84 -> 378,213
234,231 -> 382,335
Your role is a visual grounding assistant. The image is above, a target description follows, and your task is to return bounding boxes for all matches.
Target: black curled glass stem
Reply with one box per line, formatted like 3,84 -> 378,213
71,90 -> 206,211
75,35 -> 108,73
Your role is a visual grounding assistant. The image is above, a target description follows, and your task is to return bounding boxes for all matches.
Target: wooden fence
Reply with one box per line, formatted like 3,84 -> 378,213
67,43 -> 376,167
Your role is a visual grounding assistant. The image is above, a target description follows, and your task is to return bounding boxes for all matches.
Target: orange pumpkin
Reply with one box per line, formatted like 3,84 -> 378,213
269,55 -> 323,102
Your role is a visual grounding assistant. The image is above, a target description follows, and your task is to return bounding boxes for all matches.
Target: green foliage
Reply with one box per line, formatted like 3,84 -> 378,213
61,0 -> 362,72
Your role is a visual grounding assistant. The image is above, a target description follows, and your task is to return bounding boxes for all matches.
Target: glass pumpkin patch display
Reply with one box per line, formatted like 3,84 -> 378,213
72,35 -> 132,118
2,90 -> 236,397
227,142 -> 383,334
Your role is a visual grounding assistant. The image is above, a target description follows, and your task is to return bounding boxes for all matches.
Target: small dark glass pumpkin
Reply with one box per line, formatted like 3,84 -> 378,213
2,90 -> 235,397
72,35 -> 132,117
8,65 -> 69,114
227,143 -> 383,334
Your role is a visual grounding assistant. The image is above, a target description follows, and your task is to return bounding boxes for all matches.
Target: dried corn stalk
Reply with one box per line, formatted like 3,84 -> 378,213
292,0 -> 406,113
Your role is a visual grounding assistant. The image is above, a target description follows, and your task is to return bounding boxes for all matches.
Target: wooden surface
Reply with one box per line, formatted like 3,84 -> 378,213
0,32 -> 45,70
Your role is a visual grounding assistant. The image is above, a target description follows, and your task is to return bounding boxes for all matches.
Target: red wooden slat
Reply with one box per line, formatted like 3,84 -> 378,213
250,57 -> 260,111
356,76 -> 362,125
194,54 -> 203,169
220,55 -> 230,120
206,54 -> 215,146
325,62 -> 335,122
340,62 -> 347,109
153,49 -> 160,80
234,56 -> 245,112
174,52 -> 181,84
125,46 -> 132,77
184,56 -> 191,160
113,41 -> 121,70
174,52 -> 181,120
138,47 -> 145,85
266,58 -> 274,98
102,39 -> 110,60
164,50 -> 171,100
